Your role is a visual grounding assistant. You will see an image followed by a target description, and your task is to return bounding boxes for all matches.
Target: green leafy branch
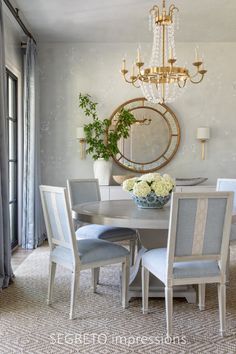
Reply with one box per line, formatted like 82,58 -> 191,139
79,93 -> 136,160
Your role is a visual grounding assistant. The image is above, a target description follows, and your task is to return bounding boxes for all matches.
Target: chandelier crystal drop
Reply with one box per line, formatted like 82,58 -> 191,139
120,0 -> 207,104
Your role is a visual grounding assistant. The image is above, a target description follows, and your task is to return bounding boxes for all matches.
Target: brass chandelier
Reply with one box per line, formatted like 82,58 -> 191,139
121,0 -> 207,104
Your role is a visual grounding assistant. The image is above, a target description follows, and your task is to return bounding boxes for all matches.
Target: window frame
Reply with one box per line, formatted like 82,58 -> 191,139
6,68 -> 18,250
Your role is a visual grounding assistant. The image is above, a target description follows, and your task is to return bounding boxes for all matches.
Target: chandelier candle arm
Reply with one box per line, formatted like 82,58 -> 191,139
120,0 -> 207,103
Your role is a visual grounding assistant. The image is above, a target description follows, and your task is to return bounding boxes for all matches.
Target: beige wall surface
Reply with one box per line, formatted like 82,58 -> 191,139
38,42 -> 236,186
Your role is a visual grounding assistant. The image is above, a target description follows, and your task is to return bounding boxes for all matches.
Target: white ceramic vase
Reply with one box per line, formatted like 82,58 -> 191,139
93,158 -> 112,185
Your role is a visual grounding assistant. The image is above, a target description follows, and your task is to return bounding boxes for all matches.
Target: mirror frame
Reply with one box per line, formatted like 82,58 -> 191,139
108,97 -> 181,173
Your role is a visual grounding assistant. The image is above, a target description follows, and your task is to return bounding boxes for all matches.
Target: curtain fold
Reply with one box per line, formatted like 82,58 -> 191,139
22,38 -> 45,249
0,0 -> 14,288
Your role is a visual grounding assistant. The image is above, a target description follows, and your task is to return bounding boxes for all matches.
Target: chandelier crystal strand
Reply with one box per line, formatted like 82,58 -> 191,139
149,26 -> 160,67
121,0 -> 207,104
174,10 -> 180,31
149,13 -> 152,31
165,83 -> 169,102
168,23 -> 175,59
140,81 -> 151,101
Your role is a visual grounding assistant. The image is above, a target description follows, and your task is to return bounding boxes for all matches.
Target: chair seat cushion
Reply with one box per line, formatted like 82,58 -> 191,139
52,239 -> 129,265
142,248 -> 220,284
76,224 -> 137,242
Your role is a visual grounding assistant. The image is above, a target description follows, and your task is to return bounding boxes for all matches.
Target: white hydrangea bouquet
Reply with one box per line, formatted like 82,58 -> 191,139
123,173 -> 175,209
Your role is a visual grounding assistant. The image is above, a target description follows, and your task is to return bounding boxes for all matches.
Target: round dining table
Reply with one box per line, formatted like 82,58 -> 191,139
72,200 -> 196,303
72,199 -> 170,229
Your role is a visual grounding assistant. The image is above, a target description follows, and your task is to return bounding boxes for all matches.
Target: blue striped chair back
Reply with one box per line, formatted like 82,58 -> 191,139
40,186 -> 76,252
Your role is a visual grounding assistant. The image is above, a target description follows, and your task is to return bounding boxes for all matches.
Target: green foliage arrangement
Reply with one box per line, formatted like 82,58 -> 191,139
79,93 -> 136,160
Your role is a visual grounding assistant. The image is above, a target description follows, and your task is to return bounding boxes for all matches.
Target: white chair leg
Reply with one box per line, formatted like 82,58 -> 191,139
121,256 -> 130,309
47,261 -> 57,305
218,283 -> 226,336
91,267 -> 100,293
226,248 -> 230,284
142,266 -> 149,314
69,270 -> 79,320
129,239 -> 136,266
165,286 -> 173,338
198,284 -> 206,311
136,230 -> 142,251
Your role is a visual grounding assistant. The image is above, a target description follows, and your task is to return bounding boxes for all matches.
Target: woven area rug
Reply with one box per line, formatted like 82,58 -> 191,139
1,245 -> 236,354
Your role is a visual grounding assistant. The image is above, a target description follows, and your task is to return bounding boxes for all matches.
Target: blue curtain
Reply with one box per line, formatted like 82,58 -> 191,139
22,38 -> 45,249
0,0 -> 14,288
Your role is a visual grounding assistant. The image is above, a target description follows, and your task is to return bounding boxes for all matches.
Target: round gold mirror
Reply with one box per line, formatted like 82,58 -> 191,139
108,97 -> 181,173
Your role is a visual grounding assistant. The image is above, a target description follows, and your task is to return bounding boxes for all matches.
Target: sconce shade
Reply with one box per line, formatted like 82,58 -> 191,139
197,127 -> 210,140
76,127 -> 86,139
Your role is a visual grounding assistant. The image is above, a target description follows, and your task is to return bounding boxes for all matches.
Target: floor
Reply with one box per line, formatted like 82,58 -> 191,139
2,244 -> 236,353
11,247 -> 33,272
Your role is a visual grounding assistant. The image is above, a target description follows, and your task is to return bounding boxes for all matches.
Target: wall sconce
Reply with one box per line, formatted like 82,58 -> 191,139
197,127 -> 210,160
76,127 -> 86,159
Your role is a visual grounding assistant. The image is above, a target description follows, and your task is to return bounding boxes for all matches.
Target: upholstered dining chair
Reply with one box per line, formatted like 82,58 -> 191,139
142,192 -> 233,337
217,178 -> 236,242
40,185 -> 130,320
193,179 -> 236,313
67,179 -> 137,265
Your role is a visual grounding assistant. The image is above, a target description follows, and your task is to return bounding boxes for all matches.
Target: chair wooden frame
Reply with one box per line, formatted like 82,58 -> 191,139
142,192 -> 234,337
217,178 -> 236,222
40,185 -> 130,320
216,179 -> 236,282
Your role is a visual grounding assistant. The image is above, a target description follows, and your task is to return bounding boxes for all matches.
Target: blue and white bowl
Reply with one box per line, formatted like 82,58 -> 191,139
131,191 -> 171,209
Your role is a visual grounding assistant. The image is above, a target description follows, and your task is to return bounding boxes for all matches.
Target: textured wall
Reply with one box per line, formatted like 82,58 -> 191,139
38,42 -> 236,186
4,11 -> 23,71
